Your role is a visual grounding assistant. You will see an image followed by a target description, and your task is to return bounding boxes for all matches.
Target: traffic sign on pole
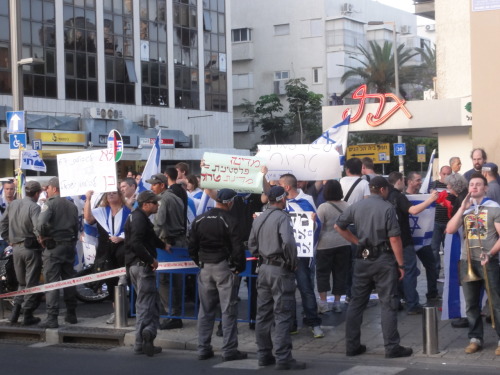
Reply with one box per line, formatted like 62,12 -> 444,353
394,143 -> 406,156
6,111 -> 25,133
346,143 -> 391,164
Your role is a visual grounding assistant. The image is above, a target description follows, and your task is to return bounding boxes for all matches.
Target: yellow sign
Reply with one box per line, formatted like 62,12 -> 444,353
346,143 -> 391,164
417,153 -> 426,163
31,131 -> 87,146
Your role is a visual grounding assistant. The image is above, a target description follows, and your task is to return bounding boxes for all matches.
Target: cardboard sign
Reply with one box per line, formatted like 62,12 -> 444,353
200,152 -> 265,193
256,144 -> 341,181
290,212 -> 314,257
57,149 -> 117,197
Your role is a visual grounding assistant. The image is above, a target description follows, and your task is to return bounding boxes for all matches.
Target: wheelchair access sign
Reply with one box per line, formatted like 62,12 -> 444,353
9,133 -> 27,160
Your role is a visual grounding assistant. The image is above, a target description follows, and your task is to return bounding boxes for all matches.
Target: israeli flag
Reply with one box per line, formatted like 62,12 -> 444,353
312,114 -> 350,156
137,130 -> 161,193
21,150 -> 47,172
407,194 -> 435,250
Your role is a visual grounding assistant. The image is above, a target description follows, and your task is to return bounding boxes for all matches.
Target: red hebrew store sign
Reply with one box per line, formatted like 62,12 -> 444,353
341,84 -> 412,127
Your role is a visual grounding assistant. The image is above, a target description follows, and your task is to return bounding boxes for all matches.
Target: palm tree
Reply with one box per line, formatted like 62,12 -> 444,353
339,40 -> 418,99
412,43 -> 436,90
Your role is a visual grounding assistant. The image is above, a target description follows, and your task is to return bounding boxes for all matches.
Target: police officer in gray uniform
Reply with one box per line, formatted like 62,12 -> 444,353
36,177 -> 79,328
125,190 -> 166,357
188,189 -> 247,362
335,176 -> 412,359
248,186 -> 306,370
0,181 -> 43,325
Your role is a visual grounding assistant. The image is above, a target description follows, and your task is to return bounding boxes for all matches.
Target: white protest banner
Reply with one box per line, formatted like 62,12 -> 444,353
256,144 -> 341,181
21,150 -> 47,172
57,148 -> 117,197
200,152 -> 265,193
290,212 -> 314,257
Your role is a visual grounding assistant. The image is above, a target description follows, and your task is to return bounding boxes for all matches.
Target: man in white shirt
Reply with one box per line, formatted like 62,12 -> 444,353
340,158 -> 370,205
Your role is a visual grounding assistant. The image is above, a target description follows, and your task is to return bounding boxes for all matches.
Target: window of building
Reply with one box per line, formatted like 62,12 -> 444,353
232,73 -> 253,90
232,28 -> 251,42
0,0 -> 11,95
21,0 -> 57,98
174,0 -> 199,109
274,71 -> 289,81
301,19 -> 322,38
312,67 -> 322,84
274,24 -> 290,36
141,0 -> 168,107
103,0 -> 135,104
63,0 -> 97,101
203,0 -> 227,112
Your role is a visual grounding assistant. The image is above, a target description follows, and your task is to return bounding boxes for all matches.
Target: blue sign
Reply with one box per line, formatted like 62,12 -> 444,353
417,144 -> 426,155
9,133 -> 27,150
394,143 -> 406,156
32,139 -> 42,150
6,111 -> 25,133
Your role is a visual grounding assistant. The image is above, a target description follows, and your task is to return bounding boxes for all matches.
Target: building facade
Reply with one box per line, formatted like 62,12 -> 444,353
0,0 -> 244,178
231,0 -> 426,150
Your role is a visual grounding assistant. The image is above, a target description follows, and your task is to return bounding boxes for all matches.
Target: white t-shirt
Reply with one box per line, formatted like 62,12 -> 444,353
340,176 -> 370,205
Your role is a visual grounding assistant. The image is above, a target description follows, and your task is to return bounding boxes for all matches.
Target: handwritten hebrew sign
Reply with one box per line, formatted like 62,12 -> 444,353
290,212 -> 314,257
57,149 -> 117,197
256,144 -> 341,181
200,152 -> 265,193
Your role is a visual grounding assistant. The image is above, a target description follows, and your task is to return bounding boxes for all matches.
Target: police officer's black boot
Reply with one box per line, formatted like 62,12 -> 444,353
22,309 -> 41,326
9,304 -> 22,324
65,309 -> 77,324
39,314 -> 59,329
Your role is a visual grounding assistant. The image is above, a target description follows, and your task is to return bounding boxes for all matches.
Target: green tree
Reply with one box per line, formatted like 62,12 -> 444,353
249,94 -> 289,144
339,41 -> 418,99
285,78 -> 323,143
411,43 -> 436,91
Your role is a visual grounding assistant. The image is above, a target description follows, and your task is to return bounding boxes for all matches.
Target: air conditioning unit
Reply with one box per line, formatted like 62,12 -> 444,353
425,24 -> 436,32
273,80 -> 286,95
341,3 -> 353,13
88,107 -> 123,120
400,25 -> 411,35
0,127 -> 9,144
143,114 -> 157,128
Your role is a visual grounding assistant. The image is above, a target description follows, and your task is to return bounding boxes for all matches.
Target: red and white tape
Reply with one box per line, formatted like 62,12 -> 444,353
0,261 -> 197,299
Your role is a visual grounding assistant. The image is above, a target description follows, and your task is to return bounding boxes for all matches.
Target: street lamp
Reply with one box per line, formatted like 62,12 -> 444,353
367,20 -> 404,173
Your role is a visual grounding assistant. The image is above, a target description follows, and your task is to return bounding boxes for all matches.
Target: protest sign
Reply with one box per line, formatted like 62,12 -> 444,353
21,150 -> 47,172
57,148 -> 117,197
200,152 -> 265,193
290,212 -> 314,257
256,144 -> 341,181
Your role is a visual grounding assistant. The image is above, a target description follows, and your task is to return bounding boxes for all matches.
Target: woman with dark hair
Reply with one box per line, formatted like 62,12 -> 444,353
316,180 -> 351,313
84,190 -> 131,323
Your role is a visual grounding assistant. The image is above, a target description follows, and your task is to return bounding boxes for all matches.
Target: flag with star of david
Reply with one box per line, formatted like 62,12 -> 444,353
312,114 -> 351,156
407,194 -> 435,250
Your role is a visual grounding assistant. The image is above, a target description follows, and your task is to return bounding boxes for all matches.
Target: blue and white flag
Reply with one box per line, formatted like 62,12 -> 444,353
407,194 -> 435,250
312,114 -> 350,156
137,130 -> 161,193
419,149 -> 436,194
21,150 -> 47,172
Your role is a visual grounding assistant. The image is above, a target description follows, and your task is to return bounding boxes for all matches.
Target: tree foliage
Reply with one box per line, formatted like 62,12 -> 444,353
339,41 -> 418,99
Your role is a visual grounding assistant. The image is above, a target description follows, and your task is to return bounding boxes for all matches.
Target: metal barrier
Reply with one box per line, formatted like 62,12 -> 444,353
114,285 -> 128,328
129,248 -> 257,323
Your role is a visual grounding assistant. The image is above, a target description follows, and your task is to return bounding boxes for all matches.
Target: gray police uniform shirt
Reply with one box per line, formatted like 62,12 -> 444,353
37,194 -> 79,241
0,197 -> 41,243
336,194 -> 401,248
248,207 -> 298,271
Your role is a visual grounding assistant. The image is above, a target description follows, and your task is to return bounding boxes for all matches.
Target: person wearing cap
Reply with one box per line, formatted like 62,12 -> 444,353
387,172 -> 439,315
335,176 -> 413,359
0,180 -> 43,325
124,190 -> 167,357
36,177 -> 79,329
248,186 -> 306,370
188,188 -> 247,362
483,163 -> 500,204
279,173 -> 324,339
146,173 -> 185,330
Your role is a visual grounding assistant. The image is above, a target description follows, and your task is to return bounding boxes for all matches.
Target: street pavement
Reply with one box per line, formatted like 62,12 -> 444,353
1,267 -> 500,372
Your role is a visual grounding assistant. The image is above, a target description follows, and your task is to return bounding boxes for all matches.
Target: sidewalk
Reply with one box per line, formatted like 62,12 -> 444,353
1,272 -> 499,369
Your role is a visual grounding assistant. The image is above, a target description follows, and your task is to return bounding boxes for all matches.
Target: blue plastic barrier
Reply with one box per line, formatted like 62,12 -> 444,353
129,247 -> 257,323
